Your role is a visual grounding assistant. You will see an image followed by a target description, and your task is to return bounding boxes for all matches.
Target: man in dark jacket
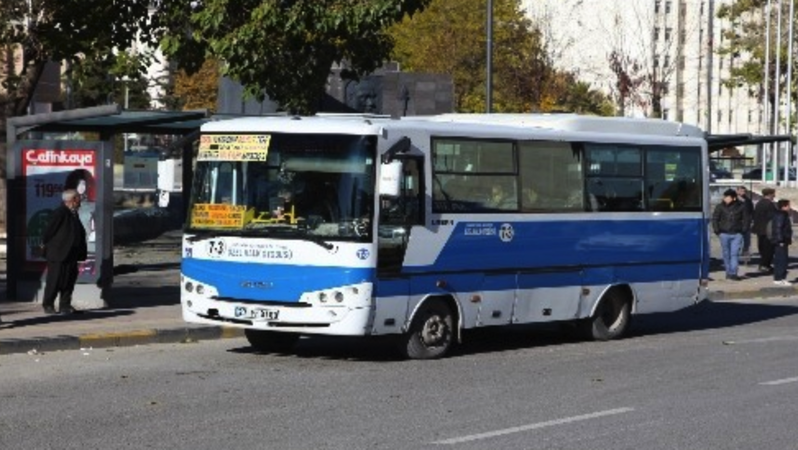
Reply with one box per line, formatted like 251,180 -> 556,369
770,199 -> 793,286
41,190 -> 88,315
736,186 -> 755,260
752,187 -> 777,272
712,188 -> 750,280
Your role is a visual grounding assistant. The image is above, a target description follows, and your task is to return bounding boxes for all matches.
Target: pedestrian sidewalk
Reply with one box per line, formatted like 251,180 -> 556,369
1,232 -> 797,356
706,255 -> 798,301
0,231 -> 244,355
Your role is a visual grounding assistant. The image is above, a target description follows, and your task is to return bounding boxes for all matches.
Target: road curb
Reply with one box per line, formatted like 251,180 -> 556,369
707,286 -> 798,301
0,326 -> 245,355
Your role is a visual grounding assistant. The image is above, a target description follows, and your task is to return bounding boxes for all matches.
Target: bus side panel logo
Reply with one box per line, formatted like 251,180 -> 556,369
356,248 -> 370,260
499,223 -> 514,243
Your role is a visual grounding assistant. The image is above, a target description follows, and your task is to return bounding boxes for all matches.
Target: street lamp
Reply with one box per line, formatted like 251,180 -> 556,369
486,0 -> 493,113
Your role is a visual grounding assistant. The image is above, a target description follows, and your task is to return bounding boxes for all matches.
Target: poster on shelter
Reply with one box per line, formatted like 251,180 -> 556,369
23,148 -> 98,278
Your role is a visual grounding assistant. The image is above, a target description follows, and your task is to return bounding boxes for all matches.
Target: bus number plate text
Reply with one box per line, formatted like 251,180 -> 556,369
235,306 -> 280,321
250,308 -> 279,320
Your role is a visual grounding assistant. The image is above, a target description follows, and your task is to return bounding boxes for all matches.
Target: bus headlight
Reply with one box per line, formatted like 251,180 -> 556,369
319,292 -> 328,303
334,291 -> 344,303
196,284 -> 205,295
185,282 -> 194,293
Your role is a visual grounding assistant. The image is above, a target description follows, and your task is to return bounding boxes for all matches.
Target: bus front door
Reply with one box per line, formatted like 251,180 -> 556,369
374,156 -> 424,334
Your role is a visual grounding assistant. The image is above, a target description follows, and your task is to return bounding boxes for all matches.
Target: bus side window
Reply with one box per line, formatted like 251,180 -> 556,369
645,148 -> 701,212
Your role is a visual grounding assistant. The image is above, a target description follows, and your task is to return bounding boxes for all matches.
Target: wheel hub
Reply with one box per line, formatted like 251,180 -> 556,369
421,315 -> 448,346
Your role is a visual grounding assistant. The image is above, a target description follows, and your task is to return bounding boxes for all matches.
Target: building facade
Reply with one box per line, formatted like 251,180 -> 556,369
523,0 -> 764,136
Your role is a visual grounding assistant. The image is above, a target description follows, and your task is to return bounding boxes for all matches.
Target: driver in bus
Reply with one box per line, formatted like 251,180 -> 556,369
272,188 -> 294,221
271,182 -> 335,226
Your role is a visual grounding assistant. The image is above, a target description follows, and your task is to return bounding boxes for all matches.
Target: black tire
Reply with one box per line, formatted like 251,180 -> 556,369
244,329 -> 300,353
398,299 -> 455,360
579,289 -> 631,341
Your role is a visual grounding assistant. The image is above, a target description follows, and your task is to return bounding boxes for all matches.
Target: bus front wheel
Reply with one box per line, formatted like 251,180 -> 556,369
580,289 -> 631,341
399,299 -> 455,360
244,329 -> 300,353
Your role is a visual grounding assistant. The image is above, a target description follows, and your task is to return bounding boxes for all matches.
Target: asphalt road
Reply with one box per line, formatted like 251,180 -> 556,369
1,297 -> 798,450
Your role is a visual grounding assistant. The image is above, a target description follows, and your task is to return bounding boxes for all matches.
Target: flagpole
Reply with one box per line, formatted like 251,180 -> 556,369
775,0 -> 783,184
785,0 -> 795,186
763,0 -> 773,182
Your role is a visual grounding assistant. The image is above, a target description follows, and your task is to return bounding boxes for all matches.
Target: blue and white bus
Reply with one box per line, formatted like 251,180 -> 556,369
181,114 -> 710,359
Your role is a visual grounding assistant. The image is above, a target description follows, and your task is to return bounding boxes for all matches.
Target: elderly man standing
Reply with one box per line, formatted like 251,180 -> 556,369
753,187 -> 778,272
40,189 -> 88,315
712,188 -> 750,281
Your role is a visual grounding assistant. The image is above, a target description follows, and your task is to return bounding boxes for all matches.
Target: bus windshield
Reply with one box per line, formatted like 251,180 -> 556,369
187,133 -> 377,242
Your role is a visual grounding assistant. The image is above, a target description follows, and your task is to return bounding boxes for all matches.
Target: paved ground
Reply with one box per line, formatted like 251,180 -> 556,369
3,297 -> 798,450
3,186 -> 798,355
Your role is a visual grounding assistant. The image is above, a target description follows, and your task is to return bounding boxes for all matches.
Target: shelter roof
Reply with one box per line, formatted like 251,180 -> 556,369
706,133 -> 794,152
26,109 -> 208,135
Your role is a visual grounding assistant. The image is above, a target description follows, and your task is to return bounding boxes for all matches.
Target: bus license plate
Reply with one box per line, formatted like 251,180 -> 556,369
250,308 -> 279,321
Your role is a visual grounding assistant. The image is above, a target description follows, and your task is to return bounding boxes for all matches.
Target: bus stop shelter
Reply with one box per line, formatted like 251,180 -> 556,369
706,133 -> 796,183
5,104 -> 208,306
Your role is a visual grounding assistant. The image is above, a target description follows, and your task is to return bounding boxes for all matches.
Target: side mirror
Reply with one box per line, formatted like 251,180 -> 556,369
378,160 -> 403,197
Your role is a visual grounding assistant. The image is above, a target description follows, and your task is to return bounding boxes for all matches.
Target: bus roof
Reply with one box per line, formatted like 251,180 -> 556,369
201,115 -> 389,135
422,114 -> 705,138
200,113 -> 706,141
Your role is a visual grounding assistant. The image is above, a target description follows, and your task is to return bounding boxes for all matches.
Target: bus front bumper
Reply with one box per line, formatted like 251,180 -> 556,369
181,277 -> 375,336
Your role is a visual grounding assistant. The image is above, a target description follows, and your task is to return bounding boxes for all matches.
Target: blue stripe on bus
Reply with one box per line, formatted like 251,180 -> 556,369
374,262 -> 700,298
404,218 -> 705,273
181,258 -> 374,303
184,217 -> 708,302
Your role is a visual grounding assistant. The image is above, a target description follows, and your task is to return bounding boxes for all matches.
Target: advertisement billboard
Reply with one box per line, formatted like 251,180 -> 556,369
20,145 -> 104,283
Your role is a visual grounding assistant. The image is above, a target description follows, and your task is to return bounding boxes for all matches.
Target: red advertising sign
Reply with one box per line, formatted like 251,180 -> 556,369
23,148 -> 98,277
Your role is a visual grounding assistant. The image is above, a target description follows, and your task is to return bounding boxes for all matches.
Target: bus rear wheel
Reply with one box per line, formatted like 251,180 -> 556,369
580,289 -> 631,341
244,329 -> 300,353
399,299 -> 455,360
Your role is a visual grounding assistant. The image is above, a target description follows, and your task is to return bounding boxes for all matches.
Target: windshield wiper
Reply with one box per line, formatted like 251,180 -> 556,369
186,229 -> 265,242
304,237 -> 335,251
185,230 -> 224,243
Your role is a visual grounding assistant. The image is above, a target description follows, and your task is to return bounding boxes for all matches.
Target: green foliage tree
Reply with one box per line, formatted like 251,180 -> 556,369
389,0 -> 613,115
67,51 -> 151,110
0,0 -> 152,117
153,0 -> 432,114
717,0 -> 797,129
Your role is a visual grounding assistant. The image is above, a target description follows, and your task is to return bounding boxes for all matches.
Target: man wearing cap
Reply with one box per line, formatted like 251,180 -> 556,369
712,188 -> 750,280
752,187 -> 778,272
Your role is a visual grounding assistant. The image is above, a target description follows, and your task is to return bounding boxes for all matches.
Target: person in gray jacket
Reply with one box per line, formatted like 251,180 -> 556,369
712,189 -> 750,280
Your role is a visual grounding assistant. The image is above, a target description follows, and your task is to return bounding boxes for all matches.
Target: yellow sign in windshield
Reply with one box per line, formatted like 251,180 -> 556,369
191,203 -> 253,228
197,134 -> 271,161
